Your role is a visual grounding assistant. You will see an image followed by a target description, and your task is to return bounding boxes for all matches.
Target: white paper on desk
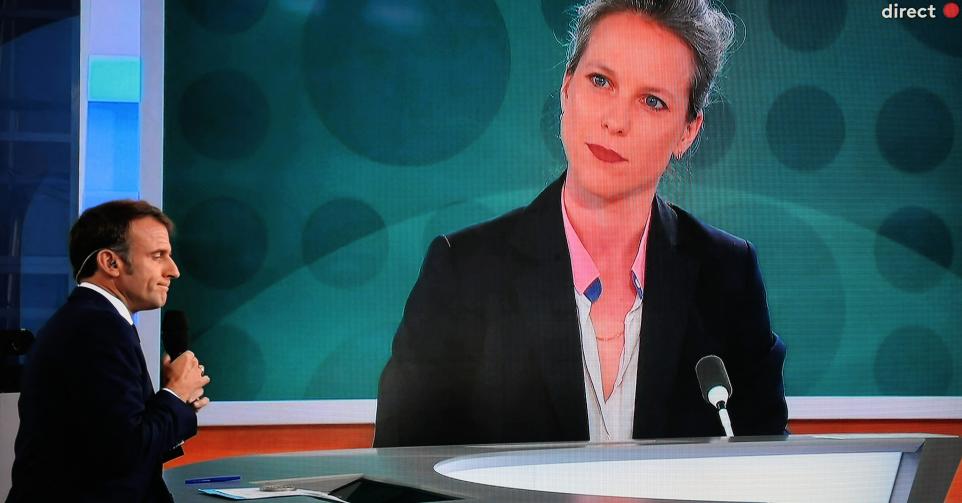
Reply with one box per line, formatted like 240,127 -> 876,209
198,487 -> 347,502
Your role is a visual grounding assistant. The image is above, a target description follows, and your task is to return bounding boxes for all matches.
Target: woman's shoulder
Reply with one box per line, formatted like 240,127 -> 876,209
432,176 -> 567,260
666,201 -> 754,260
447,206 -> 524,244
424,206 -> 528,268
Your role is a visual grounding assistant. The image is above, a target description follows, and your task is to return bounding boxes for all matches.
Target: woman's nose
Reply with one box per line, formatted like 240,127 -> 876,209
602,101 -> 630,135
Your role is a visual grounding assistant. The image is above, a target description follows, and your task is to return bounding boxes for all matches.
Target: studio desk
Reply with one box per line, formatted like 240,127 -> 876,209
166,434 -> 961,502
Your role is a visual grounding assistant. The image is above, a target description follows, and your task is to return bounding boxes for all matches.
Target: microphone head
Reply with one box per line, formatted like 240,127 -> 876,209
161,310 -> 189,359
1,329 -> 34,357
695,354 -> 732,406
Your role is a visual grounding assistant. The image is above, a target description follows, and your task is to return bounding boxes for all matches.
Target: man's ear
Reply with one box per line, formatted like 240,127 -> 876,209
98,250 -> 121,277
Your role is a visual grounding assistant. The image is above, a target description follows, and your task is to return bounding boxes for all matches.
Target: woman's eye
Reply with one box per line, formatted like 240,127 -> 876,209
644,95 -> 667,110
590,74 -> 610,88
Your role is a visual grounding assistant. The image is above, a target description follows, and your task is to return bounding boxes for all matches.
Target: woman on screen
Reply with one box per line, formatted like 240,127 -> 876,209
375,0 -> 788,447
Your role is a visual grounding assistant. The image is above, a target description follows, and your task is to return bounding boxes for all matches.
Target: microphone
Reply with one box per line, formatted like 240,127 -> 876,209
1,329 -> 35,392
695,355 -> 734,437
160,310 -> 190,462
1,329 -> 34,357
161,310 -> 189,360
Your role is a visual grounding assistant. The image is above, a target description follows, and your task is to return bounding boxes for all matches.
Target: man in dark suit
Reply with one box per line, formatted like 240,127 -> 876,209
374,175 -> 787,447
7,200 -> 209,503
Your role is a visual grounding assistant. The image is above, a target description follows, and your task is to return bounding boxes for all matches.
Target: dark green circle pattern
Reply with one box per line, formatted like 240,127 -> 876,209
302,198 -> 388,288
180,0 -> 267,34
178,69 -> 270,160
875,206 -> 953,292
177,197 -> 268,289
690,100 -> 736,168
165,1 -> 961,400
876,88 -> 954,173
769,0 -> 847,51
192,324 -> 267,400
766,86 -> 845,171
875,326 -> 953,395
900,10 -> 962,57
301,1 -> 510,166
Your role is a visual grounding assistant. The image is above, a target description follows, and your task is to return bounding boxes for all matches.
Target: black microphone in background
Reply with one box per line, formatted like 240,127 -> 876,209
695,355 -> 734,437
160,310 -> 190,462
161,310 -> 189,360
1,329 -> 35,392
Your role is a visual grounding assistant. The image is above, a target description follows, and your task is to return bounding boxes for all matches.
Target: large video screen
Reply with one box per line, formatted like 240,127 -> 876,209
163,0 -> 961,403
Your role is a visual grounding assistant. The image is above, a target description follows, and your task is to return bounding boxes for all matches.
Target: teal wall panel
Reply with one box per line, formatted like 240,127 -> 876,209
88,56 -> 140,103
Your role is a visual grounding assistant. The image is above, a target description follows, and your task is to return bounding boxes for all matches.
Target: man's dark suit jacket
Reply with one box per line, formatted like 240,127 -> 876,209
374,175 -> 787,447
8,287 -> 196,503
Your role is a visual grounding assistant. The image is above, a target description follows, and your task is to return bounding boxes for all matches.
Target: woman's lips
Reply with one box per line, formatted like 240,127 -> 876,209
586,143 -> 627,163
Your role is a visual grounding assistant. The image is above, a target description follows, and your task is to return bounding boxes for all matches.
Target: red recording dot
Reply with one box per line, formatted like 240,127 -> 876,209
945,2 -> 961,18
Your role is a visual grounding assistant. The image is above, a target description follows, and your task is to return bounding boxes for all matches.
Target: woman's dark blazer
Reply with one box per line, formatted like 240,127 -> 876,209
374,174 -> 787,447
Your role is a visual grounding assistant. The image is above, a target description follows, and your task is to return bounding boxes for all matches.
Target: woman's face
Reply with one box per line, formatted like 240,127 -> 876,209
561,12 -> 703,203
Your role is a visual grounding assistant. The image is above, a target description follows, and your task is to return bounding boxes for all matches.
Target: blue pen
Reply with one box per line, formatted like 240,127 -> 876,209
185,475 -> 241,484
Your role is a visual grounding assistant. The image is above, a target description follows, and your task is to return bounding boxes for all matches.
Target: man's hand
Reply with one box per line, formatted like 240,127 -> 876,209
162,350 -> 210,410
190,396 -> 210,411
